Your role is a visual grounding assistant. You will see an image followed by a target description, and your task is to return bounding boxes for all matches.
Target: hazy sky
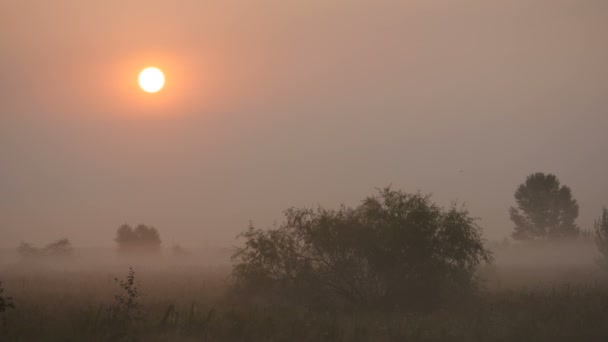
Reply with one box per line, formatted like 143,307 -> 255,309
1,0 -> 607,248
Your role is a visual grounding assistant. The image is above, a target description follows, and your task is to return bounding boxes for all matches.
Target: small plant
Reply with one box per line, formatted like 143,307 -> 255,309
0,281 -> 15,313
109,267 -> 142,324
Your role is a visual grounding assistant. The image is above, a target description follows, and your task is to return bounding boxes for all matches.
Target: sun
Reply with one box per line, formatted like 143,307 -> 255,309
138,67 -> 165,93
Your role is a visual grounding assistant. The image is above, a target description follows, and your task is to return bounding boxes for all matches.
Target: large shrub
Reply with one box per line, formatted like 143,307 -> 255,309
232,188 -> 492,311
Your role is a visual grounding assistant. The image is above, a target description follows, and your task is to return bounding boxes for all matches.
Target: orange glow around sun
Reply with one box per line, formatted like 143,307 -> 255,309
95,51 -> 228,119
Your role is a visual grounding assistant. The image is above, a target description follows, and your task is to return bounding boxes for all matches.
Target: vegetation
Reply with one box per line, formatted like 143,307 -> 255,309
1,267 -> 608,341
44,238 -> 74,257
17,238 -> 74,259
115,224 -> 162,254
4,183 -> 608,341
594,207 -> 608,268
89,266 -> 145,339
172,244 -> 190,256
510,173 -> 580,240
0,282 -> 15,313
232,188 -> 492,311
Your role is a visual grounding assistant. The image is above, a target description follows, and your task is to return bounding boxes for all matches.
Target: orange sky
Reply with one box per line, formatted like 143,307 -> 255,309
1,0 -> 608,248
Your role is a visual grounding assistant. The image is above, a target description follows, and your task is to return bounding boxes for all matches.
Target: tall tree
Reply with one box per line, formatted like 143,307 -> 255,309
510,172 -> 579,240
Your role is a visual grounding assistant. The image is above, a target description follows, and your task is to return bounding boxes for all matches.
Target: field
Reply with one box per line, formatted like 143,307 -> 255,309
1,241 -> 608,341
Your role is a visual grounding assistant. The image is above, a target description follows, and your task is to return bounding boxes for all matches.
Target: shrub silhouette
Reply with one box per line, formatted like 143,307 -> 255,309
232,187 -> 492,311
43,238 -> 74,257
510,172 -> 580,240
17,238 -> 73,258
16,242 -> 42,258
109,267 -> 142,324
594,207 -> 608,268
115,224 -> 161,255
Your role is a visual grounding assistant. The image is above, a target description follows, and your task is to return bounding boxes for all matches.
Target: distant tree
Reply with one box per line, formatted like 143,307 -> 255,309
510,173 -> 579,240
17,239 -> 74,259
17,242 -> 42,258
232,188 -> 492,311
115,224 -> 161,254
171,244 -> 190,256
0,281 -> 15,313
116,224 -> 136,247
44,238 -> 74,257
579,229 -> 595,241
594,207 -> 608,268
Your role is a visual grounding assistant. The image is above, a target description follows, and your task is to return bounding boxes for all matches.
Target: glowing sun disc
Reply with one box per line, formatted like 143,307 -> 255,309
138,67 -> 165,93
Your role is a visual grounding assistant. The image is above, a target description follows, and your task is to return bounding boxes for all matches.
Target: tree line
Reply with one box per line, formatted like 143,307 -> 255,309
9,171 -> 608,312
230,172 -> 608,311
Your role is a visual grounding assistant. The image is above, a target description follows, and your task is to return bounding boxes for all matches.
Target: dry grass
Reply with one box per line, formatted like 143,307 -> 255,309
1,244 -> 608,341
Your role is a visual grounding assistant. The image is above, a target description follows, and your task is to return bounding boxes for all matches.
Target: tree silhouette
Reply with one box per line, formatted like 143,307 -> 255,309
232,187 -> 492,311
44,238 -> 73,257
594,207 -> 608,268
510,172 -> 579,240
115,224 -> 161,254
17,238 -> 73,258
17,242 -> 42,258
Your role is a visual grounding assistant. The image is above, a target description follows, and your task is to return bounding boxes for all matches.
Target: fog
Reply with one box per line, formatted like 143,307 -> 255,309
0,242 -> 601,287
1,0 -> 608,251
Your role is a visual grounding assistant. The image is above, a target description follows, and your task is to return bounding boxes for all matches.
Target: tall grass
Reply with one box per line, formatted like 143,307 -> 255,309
1,266 -> 608,341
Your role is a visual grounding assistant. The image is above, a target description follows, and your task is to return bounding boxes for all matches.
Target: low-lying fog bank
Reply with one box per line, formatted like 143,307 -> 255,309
0,247 -> 233,274
2,239 -> 606,292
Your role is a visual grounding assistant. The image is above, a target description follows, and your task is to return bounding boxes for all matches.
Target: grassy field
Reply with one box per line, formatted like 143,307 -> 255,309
1,242 -> 608,341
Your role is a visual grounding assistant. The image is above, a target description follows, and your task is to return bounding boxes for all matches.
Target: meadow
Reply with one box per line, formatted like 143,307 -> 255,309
1,241 -> 608,342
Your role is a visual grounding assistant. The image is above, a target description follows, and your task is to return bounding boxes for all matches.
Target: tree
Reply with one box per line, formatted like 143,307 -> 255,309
44,238 -> 74,257
509,173 -> 579,240
17,239 -> 73,258
594,207 -> 608,268
115,224 -> 161,254
231,188 -> 492,311
171,244 -> 190,256
17,242 -> 42,258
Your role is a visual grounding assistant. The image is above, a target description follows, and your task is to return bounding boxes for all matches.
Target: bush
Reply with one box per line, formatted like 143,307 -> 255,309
594,207 -> 608,268
17,239 -> 73,259
232,188 -> 492,311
